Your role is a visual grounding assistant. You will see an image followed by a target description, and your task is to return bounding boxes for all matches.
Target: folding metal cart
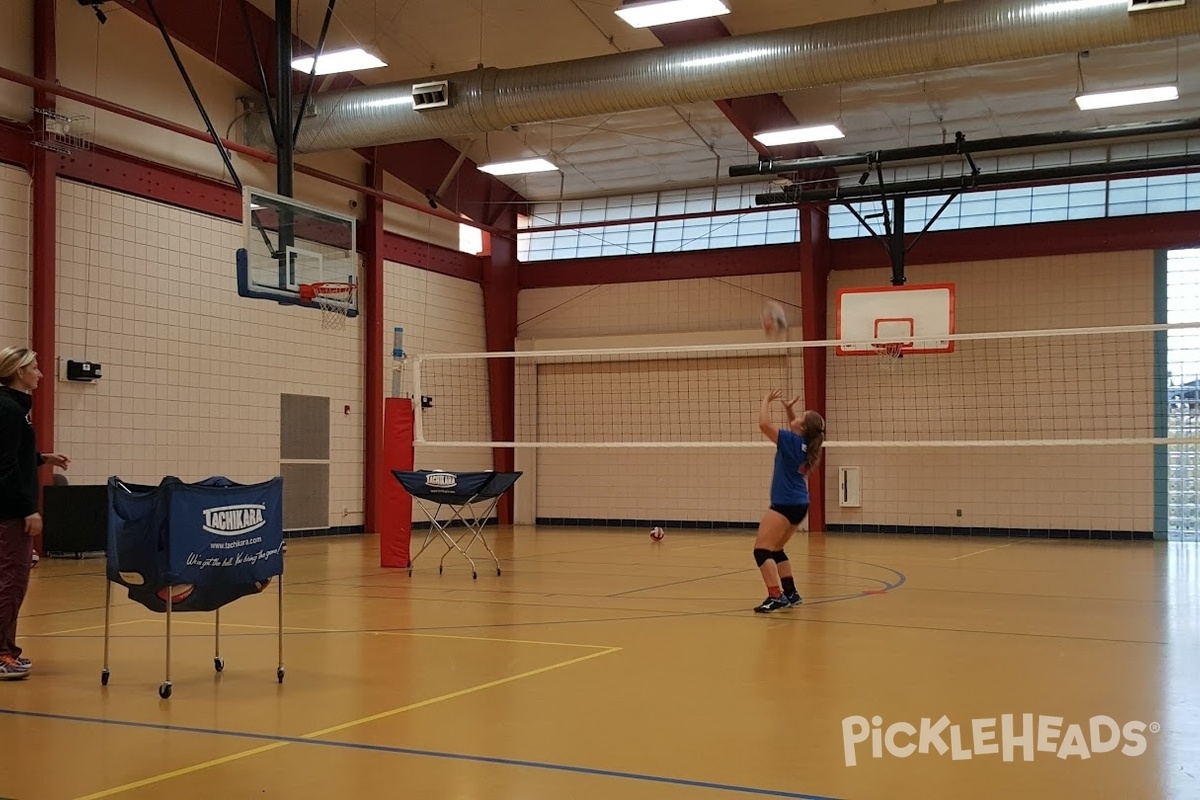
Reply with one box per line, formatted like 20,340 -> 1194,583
392,470 -> 522,579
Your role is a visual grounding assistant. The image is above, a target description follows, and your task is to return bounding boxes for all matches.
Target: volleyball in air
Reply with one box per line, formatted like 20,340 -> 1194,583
762,300 -> 788,338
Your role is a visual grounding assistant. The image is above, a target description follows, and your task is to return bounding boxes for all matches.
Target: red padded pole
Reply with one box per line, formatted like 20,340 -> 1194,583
380,398 -> 414,568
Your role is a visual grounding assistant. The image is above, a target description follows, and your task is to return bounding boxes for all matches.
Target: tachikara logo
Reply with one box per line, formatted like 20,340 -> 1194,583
203,504 -> 267,536
842,715 -> 1158,766
426,472 -> 457,488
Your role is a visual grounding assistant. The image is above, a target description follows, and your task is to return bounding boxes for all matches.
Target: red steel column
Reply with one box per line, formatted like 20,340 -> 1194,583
800,205 -> 831,533
482,210 -> 518,525
364,156 -> 385,534
31,0 -> 57,555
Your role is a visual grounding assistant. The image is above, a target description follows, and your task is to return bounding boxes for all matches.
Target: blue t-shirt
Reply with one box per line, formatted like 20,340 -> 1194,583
770,428 -> 810,507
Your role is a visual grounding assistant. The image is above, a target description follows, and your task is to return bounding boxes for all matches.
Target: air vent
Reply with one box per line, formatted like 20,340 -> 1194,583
1129,0 -> 1186,11
412,81 -> 450,111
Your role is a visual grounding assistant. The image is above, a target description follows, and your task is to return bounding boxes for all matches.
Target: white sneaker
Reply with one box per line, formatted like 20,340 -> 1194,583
31,551 -> 39,567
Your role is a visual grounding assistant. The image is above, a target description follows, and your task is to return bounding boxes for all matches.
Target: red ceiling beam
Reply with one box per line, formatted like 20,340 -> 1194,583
650,19 -> 822,163
115,0 -> 298,96
113,0 -> 525,224
831,210 -> 1200,269
379,234 -> 482,283
0,65 -> 512,235
520,210 -> 1200,288
61,138 -> 243,221
0,119 -> 479,281
368,142 -> 524,228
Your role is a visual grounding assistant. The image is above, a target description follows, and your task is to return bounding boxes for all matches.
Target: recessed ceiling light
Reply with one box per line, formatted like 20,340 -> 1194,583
753,125 -> 845,146
478,158 -> 559,176
615,0 -> 730,28
291,48 -> 387,76
1074,85 -> 1178,110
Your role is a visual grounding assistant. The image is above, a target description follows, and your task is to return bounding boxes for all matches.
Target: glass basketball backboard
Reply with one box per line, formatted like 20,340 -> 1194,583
835,283 -> 955,355
235,187 -> 359,318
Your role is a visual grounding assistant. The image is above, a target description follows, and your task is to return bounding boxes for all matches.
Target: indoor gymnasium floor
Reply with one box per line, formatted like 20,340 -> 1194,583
2,528 -> 1198,800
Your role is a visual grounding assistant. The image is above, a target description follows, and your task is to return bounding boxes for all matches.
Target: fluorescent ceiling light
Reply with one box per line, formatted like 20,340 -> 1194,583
615,0 -> 730,28
1030,0 -> 1123,17
478,158 -> 559,176
1075,85 -> 1178,110
679,48 -> 774,69
753,125 -> 845,146
291,48 -> 386,76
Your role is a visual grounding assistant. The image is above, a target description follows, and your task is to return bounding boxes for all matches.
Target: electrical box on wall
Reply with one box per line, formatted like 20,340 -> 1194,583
839,466 -> 862,508
65,359 -> 102,382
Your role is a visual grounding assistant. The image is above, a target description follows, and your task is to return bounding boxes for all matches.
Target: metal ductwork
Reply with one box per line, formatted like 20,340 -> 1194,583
257,0 -> 1200,153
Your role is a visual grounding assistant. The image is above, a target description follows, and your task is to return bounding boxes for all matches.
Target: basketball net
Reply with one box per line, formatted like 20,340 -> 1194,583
873,342 -> 906,372
302,282 -> 356,331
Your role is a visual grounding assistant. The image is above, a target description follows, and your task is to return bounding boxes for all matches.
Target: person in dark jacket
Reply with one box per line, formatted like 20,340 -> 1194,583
0,347 -> 69,679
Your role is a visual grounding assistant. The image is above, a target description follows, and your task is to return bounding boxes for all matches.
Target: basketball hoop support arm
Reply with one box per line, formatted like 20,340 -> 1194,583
835,144 -> 971,287
144,0 -> 243,194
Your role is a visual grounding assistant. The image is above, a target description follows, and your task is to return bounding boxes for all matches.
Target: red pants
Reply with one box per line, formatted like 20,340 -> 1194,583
0,518 -> 32,659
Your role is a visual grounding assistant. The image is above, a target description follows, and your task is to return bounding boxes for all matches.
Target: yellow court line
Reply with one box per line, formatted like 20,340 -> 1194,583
75,645 -> 622,799
171,619 -> 615,650
370,630 -> 615,650
32,619 -> 144,637
949,543 -> 1015,561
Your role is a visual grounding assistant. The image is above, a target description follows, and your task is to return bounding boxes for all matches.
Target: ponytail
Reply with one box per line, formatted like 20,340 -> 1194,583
802,410 -> 825,474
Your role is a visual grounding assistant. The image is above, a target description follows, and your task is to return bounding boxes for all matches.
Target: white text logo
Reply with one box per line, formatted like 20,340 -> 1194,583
202,504 -> 267,536
842,715 -> 1158,766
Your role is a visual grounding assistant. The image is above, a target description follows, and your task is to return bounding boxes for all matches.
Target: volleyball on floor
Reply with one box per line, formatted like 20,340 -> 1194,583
762,301 -> 787,337
650,527 -> 665,541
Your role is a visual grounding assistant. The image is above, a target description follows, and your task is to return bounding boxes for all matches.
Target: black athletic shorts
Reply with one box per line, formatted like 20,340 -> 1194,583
770,504 -> 809,525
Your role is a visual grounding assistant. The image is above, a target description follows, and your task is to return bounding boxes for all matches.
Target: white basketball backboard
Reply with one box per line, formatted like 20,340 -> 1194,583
835,283 -> 956,355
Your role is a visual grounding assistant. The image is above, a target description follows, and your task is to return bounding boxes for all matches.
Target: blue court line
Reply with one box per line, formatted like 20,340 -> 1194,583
0,707 -> 842,800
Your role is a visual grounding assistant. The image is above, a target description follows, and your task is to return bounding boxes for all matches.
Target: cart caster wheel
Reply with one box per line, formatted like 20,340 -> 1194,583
159,682 -> 172,699
496,568 -> 502,576
277,667 -> 285,684
438,566 -> 443,574
472,572 -> 478,580
407,568 -> 412,577
101,669 -> 110,686
214,657 -> 224,673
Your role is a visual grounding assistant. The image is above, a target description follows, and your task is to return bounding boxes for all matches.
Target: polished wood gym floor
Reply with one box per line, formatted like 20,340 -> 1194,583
2,528 -> 1197,800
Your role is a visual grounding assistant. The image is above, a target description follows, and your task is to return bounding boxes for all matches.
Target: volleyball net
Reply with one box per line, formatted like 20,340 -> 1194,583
412,322 -> 1200,449
406,321 -> 1200,535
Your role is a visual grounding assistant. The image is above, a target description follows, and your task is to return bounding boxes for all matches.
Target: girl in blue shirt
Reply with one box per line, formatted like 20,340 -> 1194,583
752,389 -> 824,613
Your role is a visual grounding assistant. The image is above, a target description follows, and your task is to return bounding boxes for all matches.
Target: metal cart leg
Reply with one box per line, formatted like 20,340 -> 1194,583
214,607 -> 224,673
471,527 -> 503,576
160,589 -> 173,699
276,572 -> 285,684
101,580 -> 111,686
439,532 -> 478,579
409,502 -> 450,574
453,507 -> 495,575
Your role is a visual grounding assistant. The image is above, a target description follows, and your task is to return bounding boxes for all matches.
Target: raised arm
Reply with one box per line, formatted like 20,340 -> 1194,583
782,394 -> 801,424
758,389 -> 783,443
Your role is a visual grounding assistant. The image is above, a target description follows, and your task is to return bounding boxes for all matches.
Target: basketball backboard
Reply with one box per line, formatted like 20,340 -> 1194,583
236,187 -> 359,318
835,283 -> 955,355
